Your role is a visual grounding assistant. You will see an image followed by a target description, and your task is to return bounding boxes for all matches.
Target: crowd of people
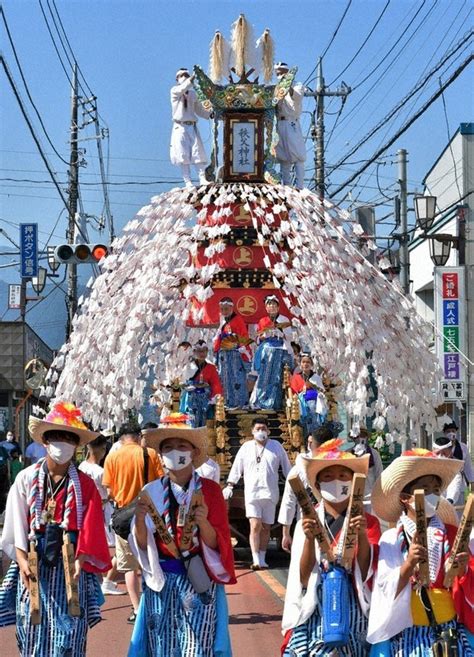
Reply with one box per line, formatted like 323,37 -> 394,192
0,392 -> 472,657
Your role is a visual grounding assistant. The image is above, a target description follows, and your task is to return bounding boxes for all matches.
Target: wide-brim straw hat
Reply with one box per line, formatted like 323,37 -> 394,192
371,449 -> 463,524
301,439 -> 370,496
144,413 -> 208,468
29,401 -> 100,447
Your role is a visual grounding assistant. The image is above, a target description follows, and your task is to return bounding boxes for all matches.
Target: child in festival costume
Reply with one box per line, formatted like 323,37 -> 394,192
367,448 -> 474,656
0,402 -> 112,656
281,439 -> 381,656
128,413 -> 236,657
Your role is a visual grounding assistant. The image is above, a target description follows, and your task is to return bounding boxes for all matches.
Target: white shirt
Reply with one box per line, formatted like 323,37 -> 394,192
227,438 -> 291,505
170,77 -> 209,123
196,457 -> 220,484
278,455 -> 313,527
25,442 -> 46,463
78,461 -> 107,500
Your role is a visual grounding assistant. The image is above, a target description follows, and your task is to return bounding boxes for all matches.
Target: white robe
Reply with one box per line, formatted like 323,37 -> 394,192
170,78 -> 209,166
282,502 -> 374,634
275,83 -> 306,164
128,477 -> 231,592
277,454 -> 313,527
196,458 -> 221,484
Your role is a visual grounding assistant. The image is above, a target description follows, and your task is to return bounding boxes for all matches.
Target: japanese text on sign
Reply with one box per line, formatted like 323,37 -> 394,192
20,223 -> 38,278
435,268 -> 465,387
232,122 -> 256,174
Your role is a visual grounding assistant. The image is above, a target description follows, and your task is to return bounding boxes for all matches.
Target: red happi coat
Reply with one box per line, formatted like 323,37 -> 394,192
190,361 -> 223,397
213,313 -> 251,362
154,477 -> 236,585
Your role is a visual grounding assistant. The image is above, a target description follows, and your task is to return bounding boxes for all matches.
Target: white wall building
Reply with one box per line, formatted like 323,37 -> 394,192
409,122 -> 473,454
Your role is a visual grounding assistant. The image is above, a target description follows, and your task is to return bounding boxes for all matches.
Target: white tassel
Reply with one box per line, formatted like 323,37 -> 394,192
209,31 -> 230,82
255,29 -> 274,82
230,14 -> 255,77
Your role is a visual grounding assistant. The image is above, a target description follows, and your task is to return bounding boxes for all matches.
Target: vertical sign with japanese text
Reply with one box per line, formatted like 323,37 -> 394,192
434,267 -> 466,401
8,284 -> 21,309
20,223 -> 38,278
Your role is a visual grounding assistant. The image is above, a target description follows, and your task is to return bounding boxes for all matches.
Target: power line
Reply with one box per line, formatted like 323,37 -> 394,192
304,0 -> 352,85
327,0 -> 391,86
0,6 -> 70,166
328,30 -> 473,174
329,54 -> 473,198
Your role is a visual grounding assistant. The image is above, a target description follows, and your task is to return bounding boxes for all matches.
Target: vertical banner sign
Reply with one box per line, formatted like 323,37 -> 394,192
434,267 -> 466,401
8,284 -> 21,309
20,224 -> 38,278
20,223 -> 38,278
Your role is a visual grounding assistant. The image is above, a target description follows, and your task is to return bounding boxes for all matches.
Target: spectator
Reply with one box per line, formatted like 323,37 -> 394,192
24,440 -> 47,465
79,435 -> 124,596
141,421 -> 158,448
443,420 -> 474,492
103,423 -> 163,623
9,448 -> 23,484
0,443 -> 9,514
432,435 -> 466,513
350,427 -> 383,510
222,417 -> 291,570
0,430 -> 22,457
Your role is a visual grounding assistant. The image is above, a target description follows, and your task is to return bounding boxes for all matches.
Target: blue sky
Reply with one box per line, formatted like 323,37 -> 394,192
1,0 -> 473,344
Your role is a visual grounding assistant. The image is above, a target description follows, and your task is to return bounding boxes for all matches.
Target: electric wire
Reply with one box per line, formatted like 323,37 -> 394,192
0,6 -> 69,166
329,54 -> 473,198
303,0 -> 352,85
327,0 -> 391,87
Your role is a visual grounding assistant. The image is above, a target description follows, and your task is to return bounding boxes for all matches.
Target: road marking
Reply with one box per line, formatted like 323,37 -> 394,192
256,568 -> 286,603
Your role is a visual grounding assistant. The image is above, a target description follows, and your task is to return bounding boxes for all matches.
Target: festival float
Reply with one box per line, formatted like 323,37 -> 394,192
43,16 -> 443,534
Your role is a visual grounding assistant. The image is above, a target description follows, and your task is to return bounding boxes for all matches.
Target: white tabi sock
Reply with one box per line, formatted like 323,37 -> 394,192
259,550 -> 268,567
251,550 -> 260,566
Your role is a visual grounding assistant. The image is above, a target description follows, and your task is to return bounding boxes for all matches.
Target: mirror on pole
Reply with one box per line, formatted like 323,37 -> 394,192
24,359 -> 48,390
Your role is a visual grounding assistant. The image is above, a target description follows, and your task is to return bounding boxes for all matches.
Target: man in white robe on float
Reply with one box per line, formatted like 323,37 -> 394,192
170,68 -> 210,188
274,62 -> 306,189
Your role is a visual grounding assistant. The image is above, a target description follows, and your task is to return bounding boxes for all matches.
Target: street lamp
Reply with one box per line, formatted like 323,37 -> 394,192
31,266 -> 47,294
414,195 -> 437,232
429,235 -> 452,267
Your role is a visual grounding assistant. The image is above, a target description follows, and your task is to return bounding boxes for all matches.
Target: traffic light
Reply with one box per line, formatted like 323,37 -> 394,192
53,244 -> 109,264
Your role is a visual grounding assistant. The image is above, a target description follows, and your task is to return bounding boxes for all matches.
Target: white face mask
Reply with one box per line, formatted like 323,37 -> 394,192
446,432 -> 457,441
319,479 -> 352,503
410,493 -> 440,518
253,430 -> 268,442
46,441 -> 76,465
162,449 -> 193,471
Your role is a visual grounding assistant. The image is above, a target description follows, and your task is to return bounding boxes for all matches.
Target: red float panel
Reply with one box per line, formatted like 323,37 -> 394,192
198,203 -> 287,228
188,288 -> 293,326
194,245 -> 281,269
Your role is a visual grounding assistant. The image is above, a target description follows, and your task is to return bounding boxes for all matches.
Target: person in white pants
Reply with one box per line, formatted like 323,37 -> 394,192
274,62 -> 306,189
170,68 -> 209,188
222,418 -> 291,570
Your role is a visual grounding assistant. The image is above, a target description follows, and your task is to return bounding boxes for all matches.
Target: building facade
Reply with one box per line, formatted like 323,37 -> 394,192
409,122 -> 473,453
0,321 -> 54,449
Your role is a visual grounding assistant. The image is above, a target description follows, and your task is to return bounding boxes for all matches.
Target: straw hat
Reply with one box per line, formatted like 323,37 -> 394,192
144,413 -> 208,468
300,439 -> 370,496
371,448 -> 463,524
29,401 -> 100,447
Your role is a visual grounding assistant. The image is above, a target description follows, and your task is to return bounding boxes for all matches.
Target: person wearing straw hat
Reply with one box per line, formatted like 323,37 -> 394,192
367,448 -> 474,655
250,295 -> 293,411
170,68 -> 210,188
282,439 -> 380,657
127,413 -> 236,657
0,402 -> 112,656
274,61 -> 306,189
281,439 -> 381,657
213,297 -> 252,409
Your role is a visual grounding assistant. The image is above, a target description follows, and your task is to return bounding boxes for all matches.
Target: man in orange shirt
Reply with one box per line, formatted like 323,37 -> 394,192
103,424 -> 163,623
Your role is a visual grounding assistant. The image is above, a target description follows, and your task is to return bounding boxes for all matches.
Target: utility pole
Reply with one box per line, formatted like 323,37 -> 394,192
397,148 -> 410,294
66,63 -> 79,339
305,59 -> 351,200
